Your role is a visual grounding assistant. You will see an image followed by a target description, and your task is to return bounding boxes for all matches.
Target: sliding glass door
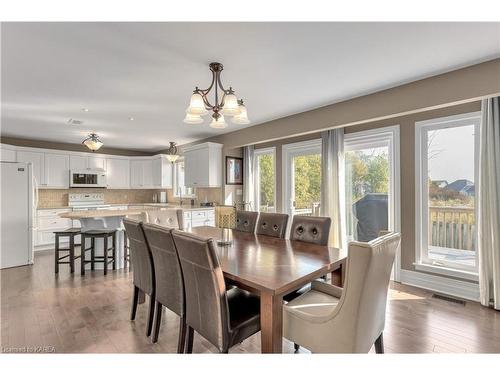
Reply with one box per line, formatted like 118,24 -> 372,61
253,147 -> 276,212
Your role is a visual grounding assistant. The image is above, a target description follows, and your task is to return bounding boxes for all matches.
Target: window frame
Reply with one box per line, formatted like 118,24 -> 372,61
414,112 -> 481,279
172,157 -> 195,198
344,125 -> 401,281
253,147 -> 277,212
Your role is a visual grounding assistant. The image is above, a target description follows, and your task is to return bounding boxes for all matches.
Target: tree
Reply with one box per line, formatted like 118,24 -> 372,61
258,154 -> 275,209
293,154 -> 321,209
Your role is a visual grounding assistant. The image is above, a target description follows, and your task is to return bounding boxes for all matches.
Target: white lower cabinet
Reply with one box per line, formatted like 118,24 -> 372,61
185,209 -> 215,228
35,209 -> 73,250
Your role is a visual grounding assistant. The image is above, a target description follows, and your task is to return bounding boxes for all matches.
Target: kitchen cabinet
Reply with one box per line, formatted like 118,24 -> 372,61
35,208 -> 72,250
17,150 -> 44,185
44,153 -> 69,188
183,142 -> 222,187
130,156 -> 172,189
183,208 -> 216,228
106,157 -> 130,189
70,155 -> 106,171
130,160 -> 152,188
0,144 -> 17,162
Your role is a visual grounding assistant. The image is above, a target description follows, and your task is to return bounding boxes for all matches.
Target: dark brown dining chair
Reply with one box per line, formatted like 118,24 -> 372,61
289,215 -> 332,246
171,230 -> 261,353
142,223 -> 186,351
255,212 -> 289,238
122,218 -> 156,337
235,210 -> 259,233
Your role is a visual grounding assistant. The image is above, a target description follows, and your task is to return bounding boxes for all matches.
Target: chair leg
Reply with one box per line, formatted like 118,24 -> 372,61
146,294 -> 155,337
151,302 -> 162,343
90,237 -> 95,271
69,235 -> 75,273
294,343 -> 300,352
374,332 -> 384,354
185,326 -> 194,354
54,234 -> 59,274
112,232 -> 116,270
103,235 -> 108,275
81,234 -> 86,275
177,317 -> 187,354
130,285 -> 139,320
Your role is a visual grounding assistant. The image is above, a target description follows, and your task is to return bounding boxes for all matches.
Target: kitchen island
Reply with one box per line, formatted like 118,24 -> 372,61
60,208 -> 152,270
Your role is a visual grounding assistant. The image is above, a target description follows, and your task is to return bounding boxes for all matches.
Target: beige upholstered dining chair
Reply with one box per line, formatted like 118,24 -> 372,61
146,209 -> 183,229
283,231 -> 401,353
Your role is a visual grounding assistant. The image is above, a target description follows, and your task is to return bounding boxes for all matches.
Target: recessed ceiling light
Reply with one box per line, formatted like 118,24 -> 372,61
129,117 -> 135,121
82,108 -> 89,112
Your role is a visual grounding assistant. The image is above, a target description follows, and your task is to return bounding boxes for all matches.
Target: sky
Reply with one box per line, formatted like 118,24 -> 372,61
428,124 -> 475,183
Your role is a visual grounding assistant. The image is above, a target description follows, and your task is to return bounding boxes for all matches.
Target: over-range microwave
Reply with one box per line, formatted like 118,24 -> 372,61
70,169 -> 107,188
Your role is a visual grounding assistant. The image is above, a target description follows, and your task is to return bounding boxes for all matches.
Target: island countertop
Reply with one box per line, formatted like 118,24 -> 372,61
59,208 -> 152,219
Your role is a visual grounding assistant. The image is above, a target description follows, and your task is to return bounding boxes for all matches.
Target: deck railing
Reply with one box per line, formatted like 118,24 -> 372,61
429,206 -> 476,251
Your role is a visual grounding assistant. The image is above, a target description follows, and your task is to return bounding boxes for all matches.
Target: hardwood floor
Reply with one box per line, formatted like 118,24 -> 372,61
1,250 -> 499,353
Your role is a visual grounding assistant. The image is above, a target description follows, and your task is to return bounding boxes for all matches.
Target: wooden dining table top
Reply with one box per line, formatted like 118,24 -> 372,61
186,226 -> 347,297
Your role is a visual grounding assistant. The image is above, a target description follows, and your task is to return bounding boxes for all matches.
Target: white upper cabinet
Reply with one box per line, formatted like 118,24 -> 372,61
183,142 -> 222,187
105,157 -> 130,189
87,156 -> 106,170
152,155 -> 172,188
16,150 -> 45,185
69,155 -> 87,170
44,153 -> 69,188
0,144 -> 17,162
17,150 -> 69,188
130,156 -> 172,189
70,155 -> 107,171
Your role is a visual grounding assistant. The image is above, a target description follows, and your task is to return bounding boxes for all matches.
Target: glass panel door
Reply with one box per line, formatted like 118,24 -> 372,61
282,139 -> 322,222
254,148 -> 276,212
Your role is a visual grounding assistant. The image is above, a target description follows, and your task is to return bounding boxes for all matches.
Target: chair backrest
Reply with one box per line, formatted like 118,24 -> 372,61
171,230 -> 230,351
289,215 -> 331,245
142,223 -> 184,317
335,232 -> 401,352
122,218 -> 155,295
235,210 -> 259,233
255,212 -> 289,238
146,209 -> 183,229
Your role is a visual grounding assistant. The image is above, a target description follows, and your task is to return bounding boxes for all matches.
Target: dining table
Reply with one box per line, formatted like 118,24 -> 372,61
186,226 -> 348,354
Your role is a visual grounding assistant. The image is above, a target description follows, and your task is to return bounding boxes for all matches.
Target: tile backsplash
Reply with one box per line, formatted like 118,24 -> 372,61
38,187 -> 222,208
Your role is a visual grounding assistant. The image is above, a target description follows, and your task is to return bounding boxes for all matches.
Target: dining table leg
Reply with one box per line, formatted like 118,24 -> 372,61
331,259 -> 346,287
260,292 -> 283,353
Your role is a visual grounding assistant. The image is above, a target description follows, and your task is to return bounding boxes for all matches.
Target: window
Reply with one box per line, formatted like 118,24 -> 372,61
254,147 -> 276,212
344,126 -> 400,280
173,159 -> 194,198
282,139 -> 322,218
415,112 -> 480,277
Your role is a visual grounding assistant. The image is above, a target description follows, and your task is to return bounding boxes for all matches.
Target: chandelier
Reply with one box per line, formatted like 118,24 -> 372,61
183,62 -> 250,128
165,141 -> 179,163
82,133 -> 103,152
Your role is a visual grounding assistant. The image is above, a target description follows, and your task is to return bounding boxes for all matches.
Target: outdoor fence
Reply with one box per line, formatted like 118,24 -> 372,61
429,206 -> 476,251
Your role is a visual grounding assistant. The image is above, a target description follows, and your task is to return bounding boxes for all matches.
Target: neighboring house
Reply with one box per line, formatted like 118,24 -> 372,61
446,179 -> 475,197
432,180 -> 448,188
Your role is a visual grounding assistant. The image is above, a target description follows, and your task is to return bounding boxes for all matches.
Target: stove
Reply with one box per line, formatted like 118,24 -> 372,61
68,193 -> 111,210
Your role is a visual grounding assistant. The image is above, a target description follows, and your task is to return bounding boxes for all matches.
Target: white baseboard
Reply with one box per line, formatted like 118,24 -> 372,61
400,269 -> 480,302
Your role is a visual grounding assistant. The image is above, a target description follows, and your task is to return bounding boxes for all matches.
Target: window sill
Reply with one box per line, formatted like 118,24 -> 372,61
413,262 -> 479,282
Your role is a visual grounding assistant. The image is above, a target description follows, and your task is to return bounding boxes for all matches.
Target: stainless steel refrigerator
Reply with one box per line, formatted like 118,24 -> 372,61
0,161 -> 37,269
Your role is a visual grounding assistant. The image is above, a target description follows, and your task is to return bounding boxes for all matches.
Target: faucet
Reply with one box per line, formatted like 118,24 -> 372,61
178,187 -> 183,206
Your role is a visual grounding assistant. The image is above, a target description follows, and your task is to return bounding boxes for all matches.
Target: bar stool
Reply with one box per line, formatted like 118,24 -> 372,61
80,229 -> 117,275
54,228 -> 81,274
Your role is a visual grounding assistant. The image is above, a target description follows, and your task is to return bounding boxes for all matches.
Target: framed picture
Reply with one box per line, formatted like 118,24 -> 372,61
226,156 -> 243,185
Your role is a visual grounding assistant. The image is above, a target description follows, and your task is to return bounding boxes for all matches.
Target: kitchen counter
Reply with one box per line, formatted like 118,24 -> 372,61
38,203 -> 218,211
59,208 -> 151,219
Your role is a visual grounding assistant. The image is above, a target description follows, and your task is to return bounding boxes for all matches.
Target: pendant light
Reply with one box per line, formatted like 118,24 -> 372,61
82,133 -> 103,152
166,142 -> 179,163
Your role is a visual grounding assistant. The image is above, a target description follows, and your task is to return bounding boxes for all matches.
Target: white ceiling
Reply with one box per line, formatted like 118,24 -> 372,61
2,22 -> 499,152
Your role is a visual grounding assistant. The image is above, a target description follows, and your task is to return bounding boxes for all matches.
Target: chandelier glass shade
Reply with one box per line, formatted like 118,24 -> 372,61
82,133 -> 103,152
165,141 -> 179,162
184,62 -> 249,127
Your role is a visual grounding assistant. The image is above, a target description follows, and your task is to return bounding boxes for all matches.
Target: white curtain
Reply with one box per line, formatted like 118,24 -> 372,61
478,96 -> 500,310
320,128 -> 346,249
243,145 -> 255,211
